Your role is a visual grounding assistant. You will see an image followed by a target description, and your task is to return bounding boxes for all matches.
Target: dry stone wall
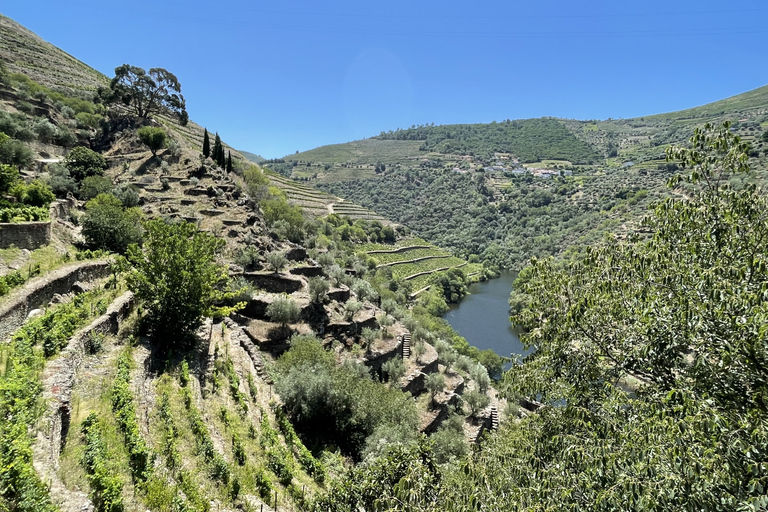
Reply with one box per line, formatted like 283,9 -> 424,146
0,221 -> 51,250
0,260 -> 111,340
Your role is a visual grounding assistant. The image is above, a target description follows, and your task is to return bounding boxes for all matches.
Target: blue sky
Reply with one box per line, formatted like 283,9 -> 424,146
3,1 -> 767,158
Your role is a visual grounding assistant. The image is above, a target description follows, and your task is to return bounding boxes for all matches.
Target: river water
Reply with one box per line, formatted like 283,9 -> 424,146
442,271 -> 532,364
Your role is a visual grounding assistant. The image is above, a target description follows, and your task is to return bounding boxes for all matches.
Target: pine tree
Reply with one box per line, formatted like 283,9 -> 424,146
202,128 -> 210,158
226,151 -> 232,173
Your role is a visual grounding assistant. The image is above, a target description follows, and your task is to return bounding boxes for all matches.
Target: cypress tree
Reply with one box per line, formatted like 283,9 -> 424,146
213,133 -> 222,166
202,128 -> 210,158
226,151 -> 232,173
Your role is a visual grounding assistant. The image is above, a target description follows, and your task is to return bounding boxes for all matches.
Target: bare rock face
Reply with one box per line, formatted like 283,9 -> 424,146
327,285 -> 350,303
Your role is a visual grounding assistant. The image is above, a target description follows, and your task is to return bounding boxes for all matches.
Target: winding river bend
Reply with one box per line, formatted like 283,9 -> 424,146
443,271 -> 532,365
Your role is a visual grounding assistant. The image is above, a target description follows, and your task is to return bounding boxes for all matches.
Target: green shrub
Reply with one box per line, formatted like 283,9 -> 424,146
66,146 -> 107,182
82,193 -> 143,253
137,126 -> 167,156
79,175 -> 113,200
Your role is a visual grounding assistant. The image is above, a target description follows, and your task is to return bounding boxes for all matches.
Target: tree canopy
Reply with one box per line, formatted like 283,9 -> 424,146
102,65 -> 188,125
125,220 -> 242,346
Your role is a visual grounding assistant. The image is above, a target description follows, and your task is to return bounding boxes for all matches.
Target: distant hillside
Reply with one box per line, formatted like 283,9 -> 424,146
375,118 -> 601,164
240,150 -> 265,163
265,84 -> 768,269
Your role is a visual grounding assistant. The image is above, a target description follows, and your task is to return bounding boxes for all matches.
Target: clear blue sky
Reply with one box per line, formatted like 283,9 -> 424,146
3,1 -> 767,158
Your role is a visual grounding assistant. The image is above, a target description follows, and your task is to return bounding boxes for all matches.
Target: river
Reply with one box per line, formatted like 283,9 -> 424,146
442,271 -> 532,366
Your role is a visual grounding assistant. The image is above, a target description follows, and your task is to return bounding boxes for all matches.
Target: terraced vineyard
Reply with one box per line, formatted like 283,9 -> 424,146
265,172 -> 392,223
360,239 -> 484,292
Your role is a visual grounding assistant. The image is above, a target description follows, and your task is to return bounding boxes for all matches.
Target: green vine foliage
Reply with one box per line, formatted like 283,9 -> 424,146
111,351 -> 152,483
80,413 -> 125,512
0,292 -> 103,511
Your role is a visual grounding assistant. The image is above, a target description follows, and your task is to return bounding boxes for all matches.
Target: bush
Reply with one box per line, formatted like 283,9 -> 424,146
11,179 -> 55,207
382,357 -> 405,384
266,251 -> 288,273
137,126 -> 167,156
0,139 -> 34,168
308,276 -> 330,303
267,295 -> 300,327
276,336 -> 418,459
79,175 -> 113,200
82,194 -> 143,253
66,146 -> 107,182
0,162 -> 19,193
111,185 -> 140,207
46,163 -> 78,197
234,245 -> 261,270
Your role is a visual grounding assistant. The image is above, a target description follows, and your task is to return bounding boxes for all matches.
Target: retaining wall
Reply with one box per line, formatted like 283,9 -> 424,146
0,221 -> 51,250
0,260 -> 111,341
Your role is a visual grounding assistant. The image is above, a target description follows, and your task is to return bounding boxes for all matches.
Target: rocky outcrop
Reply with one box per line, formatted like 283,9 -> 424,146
241,272 -> 304,293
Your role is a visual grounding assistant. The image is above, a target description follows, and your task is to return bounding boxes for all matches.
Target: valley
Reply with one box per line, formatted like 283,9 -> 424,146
0,9 -> 767,512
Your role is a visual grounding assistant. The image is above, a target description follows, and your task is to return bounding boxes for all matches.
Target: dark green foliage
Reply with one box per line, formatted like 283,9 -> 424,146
111,351 -> 152,482
275,336 -> 418,459
79,175 -> 113,200
137,126 -> 167,156
0,163 -> 18,193
104,65 -> 187,125
226,151 -> 232,173
65,146 -> 107,182
212,133 -> 223,166
427,267 -> 467,303
82,193 -> 144,253
80,413 -> 125,512
125,219 -> 242,345
46,162 -> 78,197
0,139 -> 33,168
377,118 -> 599,164
202,128 -> 210,157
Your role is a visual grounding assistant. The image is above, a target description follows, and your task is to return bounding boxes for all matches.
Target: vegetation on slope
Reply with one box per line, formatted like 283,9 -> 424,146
376,118 -> 601,164
308,123 -> 768,511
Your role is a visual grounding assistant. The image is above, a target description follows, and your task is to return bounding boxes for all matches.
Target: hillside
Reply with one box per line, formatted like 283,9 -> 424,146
0,14 -> 510,512
266,85 -> 768,269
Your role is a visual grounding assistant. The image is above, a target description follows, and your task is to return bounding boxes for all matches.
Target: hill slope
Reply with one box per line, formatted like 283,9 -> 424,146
265,85 -> 768,269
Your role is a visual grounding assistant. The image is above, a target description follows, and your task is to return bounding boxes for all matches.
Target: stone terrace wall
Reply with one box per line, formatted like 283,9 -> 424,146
0,221 -> 51,250
0,260 -> 110,341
